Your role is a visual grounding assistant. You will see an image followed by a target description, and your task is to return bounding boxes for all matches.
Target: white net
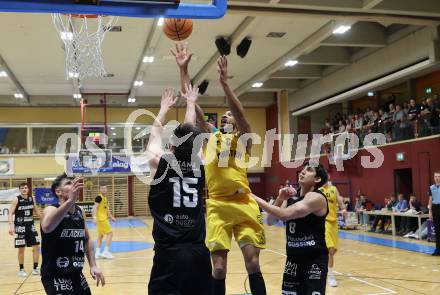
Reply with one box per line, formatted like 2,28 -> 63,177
52,14 -> 118,80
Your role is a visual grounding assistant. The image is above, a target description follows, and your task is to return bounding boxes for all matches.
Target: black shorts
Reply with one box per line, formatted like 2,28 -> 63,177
282,254 -> 328,295
15,224 -> 40,248
148,245 -> 212,295
41,272 -> 91,295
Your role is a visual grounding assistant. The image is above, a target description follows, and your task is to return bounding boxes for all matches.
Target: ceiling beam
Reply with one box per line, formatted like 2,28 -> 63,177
234,20 -> 344,96
227,4 -> 440,26
321,22 -> 387,48
0,55 -> 29,103
362,0 -> 383,10
258,79 -> 300,91
128,19 -> 160,103
192,16 -> 257,86
270,65 -> 322,79
297,47 -> 351,66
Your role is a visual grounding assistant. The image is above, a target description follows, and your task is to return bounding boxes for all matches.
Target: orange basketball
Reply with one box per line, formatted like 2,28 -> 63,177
163,18 -> 193,41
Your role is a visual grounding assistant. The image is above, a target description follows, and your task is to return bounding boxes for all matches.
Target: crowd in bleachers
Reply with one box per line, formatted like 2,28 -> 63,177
321,96 -> 440,144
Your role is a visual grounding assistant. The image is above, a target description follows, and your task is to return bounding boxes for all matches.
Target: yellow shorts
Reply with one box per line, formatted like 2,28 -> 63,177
325,220 -> 338,250
97,220 -> 112,235
206,194 -> 266,252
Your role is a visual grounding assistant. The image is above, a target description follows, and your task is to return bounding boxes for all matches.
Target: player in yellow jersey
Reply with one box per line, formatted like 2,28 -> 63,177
319,174 -> 347,287
172,43 -> 266,295
93,185 -> 116,259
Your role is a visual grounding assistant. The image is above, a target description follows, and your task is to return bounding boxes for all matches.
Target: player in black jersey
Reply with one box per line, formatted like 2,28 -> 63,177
40,174 -> 105,295
8,183 -> 41,277
253,163 -> 329,295
146,84 -> 212,295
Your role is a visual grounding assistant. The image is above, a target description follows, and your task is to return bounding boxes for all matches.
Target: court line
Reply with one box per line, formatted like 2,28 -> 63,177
265,248 -> 397,295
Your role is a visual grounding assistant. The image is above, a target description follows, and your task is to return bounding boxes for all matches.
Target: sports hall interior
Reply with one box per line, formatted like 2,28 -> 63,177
1,0 -> 440,294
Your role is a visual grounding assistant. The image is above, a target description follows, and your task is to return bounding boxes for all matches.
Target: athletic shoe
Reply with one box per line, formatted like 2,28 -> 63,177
95,251 -> 103,259
32,268 -> 40,275
431,251 -> 440,256
328,275 -> 338,287
403,231 -> 414,238
102,251 -> 114,259
17,269 -> 27,277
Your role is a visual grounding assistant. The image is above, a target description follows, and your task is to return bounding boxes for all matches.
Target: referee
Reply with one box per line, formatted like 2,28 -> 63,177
429,171 -> 440,256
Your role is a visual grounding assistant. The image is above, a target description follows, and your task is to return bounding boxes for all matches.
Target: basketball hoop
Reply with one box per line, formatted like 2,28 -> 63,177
52,13 -> 118,80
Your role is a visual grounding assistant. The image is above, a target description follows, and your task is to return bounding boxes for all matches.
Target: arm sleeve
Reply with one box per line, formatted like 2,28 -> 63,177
94,196 -> 102,203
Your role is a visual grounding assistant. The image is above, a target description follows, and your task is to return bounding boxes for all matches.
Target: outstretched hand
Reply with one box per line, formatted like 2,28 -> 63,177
160,88 -> 178,111
278,186 -> 297,201
171,42 -> 193,69
181,83 -> 199,104
217,55 -> 228,85
90,266 -> 105,287
68,177 -> 84,203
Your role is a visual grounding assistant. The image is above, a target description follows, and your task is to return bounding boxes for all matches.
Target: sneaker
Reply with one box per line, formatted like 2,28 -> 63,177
95,251 -> 103,259
403,231 -> 414,238
328,275 -> 338,287
431,251 -> 440,256
32,268 -> 40,275
101,251 -> 114,259
17,269 -> 27,277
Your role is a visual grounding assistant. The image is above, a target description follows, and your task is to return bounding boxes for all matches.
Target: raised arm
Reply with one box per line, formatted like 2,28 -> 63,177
267,187 -> 296,225
8,197 -> 18,236
171,42 -> 193,95
196,104 -> 216,133
217,56 -> 251,135
253,191 -> 327,221
147,88 -> 177,178
41,178 -> 82,233
182,83 -> 199,125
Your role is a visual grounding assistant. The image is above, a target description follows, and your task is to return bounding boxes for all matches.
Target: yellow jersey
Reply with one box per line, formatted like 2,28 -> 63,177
204,131 -> 251,199
96,193 -> 108,222
319,185 -> 338,222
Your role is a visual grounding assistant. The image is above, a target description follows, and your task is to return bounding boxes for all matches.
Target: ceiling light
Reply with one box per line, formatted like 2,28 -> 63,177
284,60 -> 298,67
333,25 -> 351,35
0,71 -> 7,77
112,133 -> 117,136
134,80 -> 144,87
157,17 -> 164,27
367,91 -> 375,97
128,97 -> 136,103
14,93 -> 24,99
252,82 -> 263,88
110,127 -> 115,130
143,56 -> 155,63
136,127 -> 141,130
68,71 -> 79,78
73,93 -> 82,99
60,31 -> 73,41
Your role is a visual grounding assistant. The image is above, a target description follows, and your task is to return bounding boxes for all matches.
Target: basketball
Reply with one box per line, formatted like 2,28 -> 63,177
163,18 -> 193,41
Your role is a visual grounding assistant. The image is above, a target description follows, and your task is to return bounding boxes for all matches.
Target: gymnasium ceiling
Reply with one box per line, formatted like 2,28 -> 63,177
0,0 -> 440,107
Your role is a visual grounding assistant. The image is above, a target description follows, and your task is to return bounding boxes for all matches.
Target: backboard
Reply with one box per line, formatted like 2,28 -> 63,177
0,0 -> 227,19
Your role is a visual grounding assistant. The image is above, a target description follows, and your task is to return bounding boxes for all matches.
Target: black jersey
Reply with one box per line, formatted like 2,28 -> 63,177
148,154 -> 206,249
41,204 -> 86,277
285,189 -> 328,256
14,195 -> 35,226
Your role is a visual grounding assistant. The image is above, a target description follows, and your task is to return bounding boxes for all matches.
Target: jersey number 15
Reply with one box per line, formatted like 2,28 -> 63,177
169,177 -> 198,208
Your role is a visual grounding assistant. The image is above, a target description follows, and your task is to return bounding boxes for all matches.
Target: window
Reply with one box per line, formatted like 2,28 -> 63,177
32,127 -> 78,154
0,128 -> 27,154
108,126 -> 149,153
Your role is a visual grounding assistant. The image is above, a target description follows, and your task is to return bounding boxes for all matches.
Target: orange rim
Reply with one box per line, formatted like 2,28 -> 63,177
65,14 -> 101,18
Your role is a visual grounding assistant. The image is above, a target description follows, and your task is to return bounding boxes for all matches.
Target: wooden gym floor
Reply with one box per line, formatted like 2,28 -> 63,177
1,218 -> 439,295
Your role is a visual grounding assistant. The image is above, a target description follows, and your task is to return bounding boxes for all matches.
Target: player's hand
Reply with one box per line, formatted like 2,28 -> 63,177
90,266 -> 105,287
8,226 -> 14,236
171,42 -> 193,69
217,55 -> 228,85
68,177 -> 84,203
160,88 -> 178,111
278,187 -> 296,201
181,83 -> 199,104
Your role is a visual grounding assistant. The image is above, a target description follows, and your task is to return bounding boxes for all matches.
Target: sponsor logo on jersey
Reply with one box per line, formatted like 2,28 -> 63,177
60,229 -> 85,238
56,257 -> 70,268
53,278 -> 73,292
15,226 -> 26,233
308,264 -> 322,280
164,214 -> 174,224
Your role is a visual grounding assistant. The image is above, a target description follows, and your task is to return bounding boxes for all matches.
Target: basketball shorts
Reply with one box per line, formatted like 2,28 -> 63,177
41,272 -> 91,295
282,254 -> 328,295
325,221 -> 338,250
206,194 -> 266,252
97,220 -> 112,235
15,224 -> 40,248
148,245 -> 212,295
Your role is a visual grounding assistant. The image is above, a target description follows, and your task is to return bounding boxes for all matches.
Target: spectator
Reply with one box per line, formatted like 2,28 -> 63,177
370,195 -> 396,233
401,195 -> 422,237
407,99 -> 420,137
338,120 -> 346,133
393,193 -> 409,233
